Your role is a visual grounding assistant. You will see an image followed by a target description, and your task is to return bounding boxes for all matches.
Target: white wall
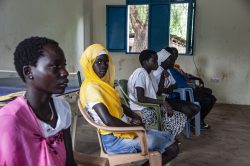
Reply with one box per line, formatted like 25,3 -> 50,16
0,0 -> 85,73
1,0 -> 249,104
92,0 -> 141,81
91,0 -> 250,105
190,0 -> 250,105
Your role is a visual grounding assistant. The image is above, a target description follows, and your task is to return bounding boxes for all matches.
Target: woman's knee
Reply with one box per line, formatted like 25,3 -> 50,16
191,104 -> 200,115
210,94 -> 217,103
182,105 -> 198,119
166,143 -> 179,156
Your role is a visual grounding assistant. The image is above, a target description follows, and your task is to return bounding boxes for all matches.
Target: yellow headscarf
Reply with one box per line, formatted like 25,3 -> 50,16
79,44 -> 136,139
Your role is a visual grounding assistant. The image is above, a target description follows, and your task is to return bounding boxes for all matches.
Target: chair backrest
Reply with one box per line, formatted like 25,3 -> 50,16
77,100 -> 102,129
117,79 -> 128,94
75,99 -> 110,166
77,100 -> 107,154
117,79 -> 129,106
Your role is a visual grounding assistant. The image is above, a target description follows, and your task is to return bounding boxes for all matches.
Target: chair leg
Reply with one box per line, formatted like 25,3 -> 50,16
194,111 -> 200,136
180,90 -> 186,101
149,152 -> 162,166
71,115 -> 78,151
185,122 -> 190,139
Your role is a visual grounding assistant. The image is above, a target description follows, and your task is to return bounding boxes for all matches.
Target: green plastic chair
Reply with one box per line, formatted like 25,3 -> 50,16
117,79 -> 162,131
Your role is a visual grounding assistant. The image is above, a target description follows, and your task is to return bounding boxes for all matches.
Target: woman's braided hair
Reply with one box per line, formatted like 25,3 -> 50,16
14,37 -> 58,82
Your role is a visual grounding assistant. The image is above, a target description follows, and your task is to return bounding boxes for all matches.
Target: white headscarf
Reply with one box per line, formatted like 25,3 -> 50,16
157,49 -> 171,66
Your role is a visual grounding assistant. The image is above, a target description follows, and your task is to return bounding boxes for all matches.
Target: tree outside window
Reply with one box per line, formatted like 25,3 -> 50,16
169,3 -> 189,54
128,5 -> 149,53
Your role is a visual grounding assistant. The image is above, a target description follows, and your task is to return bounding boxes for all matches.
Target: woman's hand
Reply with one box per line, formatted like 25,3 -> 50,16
162,100 -> 173,117
166,85 -> 176,93
162,70 -> 170,78
130,117 -> 143,126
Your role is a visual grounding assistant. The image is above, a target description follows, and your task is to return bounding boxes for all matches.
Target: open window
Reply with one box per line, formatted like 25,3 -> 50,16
106,0 -> 196,55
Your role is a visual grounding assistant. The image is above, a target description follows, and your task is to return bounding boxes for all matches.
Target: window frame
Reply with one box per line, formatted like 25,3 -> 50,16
106,0 -> 196,55
106,5 -> 127,52
170,0 -> 196,55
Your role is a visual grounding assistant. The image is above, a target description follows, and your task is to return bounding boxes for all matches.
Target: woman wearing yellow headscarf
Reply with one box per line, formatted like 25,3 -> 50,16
79,44 -> 178,163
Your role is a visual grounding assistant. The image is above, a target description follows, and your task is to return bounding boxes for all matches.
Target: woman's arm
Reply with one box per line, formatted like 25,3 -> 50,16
188,75 -> 204,87
157,70 -> 168,95
136,87 -> 173,116
137,87 -> 165,105
157,70 -> 176,95
63,127 -> 77,166
93,103 -> 136,127
122,104 -> 141,119
122,104 -> 143,126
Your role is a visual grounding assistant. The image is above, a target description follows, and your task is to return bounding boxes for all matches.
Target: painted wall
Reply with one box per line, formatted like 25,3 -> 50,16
91,0 -> 250,105
0,0 -> 85,74
1,0 -> 249,104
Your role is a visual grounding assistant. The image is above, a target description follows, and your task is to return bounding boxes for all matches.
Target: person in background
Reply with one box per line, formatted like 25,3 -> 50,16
0,37 -> 76,166
153,48 -> 199,120
169,47 -> 217,129
128,49 -> 187,137
79,44 -> 179,166
172,47 -> 214,95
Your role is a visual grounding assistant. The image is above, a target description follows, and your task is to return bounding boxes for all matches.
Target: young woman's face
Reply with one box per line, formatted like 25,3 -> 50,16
169,55 -> 176,68
92,54 -> 109,78
145,53 -> 159,71
29,44 -> 69,94
172,49 -> 178,62
161,56 -> 172,69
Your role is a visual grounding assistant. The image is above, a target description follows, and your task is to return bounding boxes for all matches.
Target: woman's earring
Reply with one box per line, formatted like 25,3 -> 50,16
28,75 -> 33,79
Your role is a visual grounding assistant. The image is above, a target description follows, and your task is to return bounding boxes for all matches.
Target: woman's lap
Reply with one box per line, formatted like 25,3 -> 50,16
140,108 -> 157,128
101,129 -> 175,154
167,99 -> 200,119
140,108 -> 187,137
167,99 -> 193,111
162,111 -> 187,136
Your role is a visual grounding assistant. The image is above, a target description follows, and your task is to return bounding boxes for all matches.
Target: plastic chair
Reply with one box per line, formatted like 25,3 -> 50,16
74,151 -> 110,166
77,99 -> 162,166
117,79 -> 162,130
60,91 -> 110,166
173,88 -> 200,138
61,71 -> 110,166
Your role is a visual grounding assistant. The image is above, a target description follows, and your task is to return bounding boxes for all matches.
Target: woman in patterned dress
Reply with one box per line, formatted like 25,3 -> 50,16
128,49 -> 187,136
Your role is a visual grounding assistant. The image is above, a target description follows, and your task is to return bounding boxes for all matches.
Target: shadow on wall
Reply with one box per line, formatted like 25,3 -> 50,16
116,57 -> 140,80
118,59 -> 125,72
195,56 -> 208,78
246,68 -> 250,83
242,0 -> 250,8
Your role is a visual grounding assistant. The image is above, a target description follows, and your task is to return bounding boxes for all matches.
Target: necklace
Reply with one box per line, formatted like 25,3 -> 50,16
24,94 -> 54,122
48,102 -> 54,121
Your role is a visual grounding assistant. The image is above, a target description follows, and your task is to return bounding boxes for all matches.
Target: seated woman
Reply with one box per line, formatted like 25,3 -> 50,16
79,44 -> 178,165
0,37 -> 76,165
153,48 -> 200,120
127,50 -> 187,137
171,47 -> 214,95
169,47 -> 217,129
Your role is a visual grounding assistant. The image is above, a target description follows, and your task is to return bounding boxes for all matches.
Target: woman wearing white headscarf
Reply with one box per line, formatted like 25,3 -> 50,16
128,49 -> 187,137
153,49 -> 176,90
153,47 -> 200,120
